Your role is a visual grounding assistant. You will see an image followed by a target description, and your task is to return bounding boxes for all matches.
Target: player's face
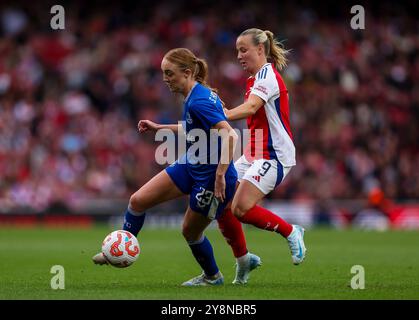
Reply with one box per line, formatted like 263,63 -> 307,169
236,35 -> 263,75
161,59 -> 190,94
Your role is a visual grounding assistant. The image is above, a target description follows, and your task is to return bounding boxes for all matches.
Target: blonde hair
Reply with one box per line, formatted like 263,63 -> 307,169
240,28 -> 290,71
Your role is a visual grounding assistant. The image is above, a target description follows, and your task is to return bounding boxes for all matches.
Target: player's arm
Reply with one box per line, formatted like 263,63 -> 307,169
138,120 -> 183,134
213,120 -> 238,202
224,94 -> 265,121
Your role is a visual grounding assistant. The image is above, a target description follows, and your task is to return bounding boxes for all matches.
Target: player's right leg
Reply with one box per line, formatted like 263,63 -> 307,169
93,168 -> 185,265
231,159 -> 306,265
181,207 -> 224,286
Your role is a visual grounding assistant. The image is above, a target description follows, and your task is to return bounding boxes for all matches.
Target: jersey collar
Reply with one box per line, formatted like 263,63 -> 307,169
184,82 -> 199,104
248,63 -> 271,80
256,63 -> 271,74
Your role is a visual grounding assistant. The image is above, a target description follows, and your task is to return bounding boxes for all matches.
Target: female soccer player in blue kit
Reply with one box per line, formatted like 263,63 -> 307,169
93,48 -> 260,286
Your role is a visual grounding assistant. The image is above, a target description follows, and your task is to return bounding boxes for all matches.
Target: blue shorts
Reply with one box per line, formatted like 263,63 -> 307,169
166,161 -> 237,220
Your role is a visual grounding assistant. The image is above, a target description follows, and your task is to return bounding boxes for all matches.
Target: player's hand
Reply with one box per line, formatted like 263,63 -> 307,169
214,174 -> 226,203
138,120 -> 159,133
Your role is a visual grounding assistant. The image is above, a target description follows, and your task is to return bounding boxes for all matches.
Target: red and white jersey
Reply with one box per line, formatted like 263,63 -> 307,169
244,63 -> 296,167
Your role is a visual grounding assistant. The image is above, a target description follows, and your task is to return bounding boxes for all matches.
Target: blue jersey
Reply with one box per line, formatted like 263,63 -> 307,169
166,82 -> 237,220
181,82 -> 236,183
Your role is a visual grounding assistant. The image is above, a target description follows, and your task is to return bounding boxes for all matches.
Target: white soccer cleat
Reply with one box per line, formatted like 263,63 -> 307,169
232,253 -> 262,285
181,272 -> 224,286
92,252 -> 109,265
287,225 -> 307,265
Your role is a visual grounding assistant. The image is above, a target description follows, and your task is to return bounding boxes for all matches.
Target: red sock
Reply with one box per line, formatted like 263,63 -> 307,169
238,205 -> 293,238
217,208 -> 248,258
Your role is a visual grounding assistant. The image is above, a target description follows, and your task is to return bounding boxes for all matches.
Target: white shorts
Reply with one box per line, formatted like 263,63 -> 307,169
234,155 -> 292,195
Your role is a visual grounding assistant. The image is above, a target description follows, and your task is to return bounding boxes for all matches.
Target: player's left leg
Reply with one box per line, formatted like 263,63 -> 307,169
217,201 -> 262,284
181,207 -> 224,286
216,155 -> 262,284
217,182 -> 248,259
123,169 -> 185,237
93,169 -> 185,265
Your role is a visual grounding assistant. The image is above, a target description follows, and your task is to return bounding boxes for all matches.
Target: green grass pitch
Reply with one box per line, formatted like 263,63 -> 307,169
0,226 -> 418,299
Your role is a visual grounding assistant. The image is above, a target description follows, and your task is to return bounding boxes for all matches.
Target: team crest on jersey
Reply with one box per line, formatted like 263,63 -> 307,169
186,112 -> 193,124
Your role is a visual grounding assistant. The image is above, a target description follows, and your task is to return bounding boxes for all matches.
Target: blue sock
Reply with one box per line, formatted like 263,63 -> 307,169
188,236 -> 219,277
122,206 -> 146,237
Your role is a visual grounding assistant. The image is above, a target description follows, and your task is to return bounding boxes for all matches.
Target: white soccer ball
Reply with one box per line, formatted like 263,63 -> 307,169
101,230 -> 140,268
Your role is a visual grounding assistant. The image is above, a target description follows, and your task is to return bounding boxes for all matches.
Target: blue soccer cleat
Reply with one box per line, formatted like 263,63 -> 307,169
232,253 -> 262,285
181,271 -> 224,286
286,225 -> 307,265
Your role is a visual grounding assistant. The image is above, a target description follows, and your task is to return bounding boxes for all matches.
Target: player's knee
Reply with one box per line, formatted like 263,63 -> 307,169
182,223 -> 200,242
181,223 -> 192,241
129,192 -> 145,212
231,201 -> 248,219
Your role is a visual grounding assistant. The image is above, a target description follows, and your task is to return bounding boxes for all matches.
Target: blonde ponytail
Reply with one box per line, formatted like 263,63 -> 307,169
264,30 -> 289,71
240,28 -> 290,71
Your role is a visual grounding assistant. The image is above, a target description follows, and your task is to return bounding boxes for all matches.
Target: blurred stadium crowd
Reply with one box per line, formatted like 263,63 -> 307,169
0,1 -> 418,213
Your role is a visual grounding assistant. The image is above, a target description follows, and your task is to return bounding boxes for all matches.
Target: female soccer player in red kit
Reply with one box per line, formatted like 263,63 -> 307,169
220,28 -> 307,267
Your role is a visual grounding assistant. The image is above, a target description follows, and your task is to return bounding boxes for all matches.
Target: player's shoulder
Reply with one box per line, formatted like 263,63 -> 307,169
253,63 -> 282,96
251,64 -> 280,97
189,84 -> 220,108
255,63 -> 278,82
192,83 -> 213,98
189,83 -> 206,101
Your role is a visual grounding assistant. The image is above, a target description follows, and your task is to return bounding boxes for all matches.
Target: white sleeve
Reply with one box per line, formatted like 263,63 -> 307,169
250,69 -> 278,102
